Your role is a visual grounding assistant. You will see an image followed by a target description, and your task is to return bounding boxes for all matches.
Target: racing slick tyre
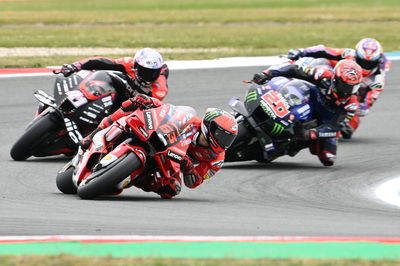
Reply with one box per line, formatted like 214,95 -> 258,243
56,166 -> 76,194
77,152 -> 142,200
10,113 -> 60,161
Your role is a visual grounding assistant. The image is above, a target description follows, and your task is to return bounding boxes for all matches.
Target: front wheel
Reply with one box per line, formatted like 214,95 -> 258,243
77,152 -> 142,200
56,166 -> 76,194
10,113 -> 61,161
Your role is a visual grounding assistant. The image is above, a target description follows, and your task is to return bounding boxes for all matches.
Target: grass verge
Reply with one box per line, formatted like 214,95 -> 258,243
1,255 -> 400,266
1,0 -> 400,68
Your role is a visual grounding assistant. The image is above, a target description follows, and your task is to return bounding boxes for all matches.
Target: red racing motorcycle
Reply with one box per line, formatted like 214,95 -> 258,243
10,70 -> 132,161
56,103 -> 198,199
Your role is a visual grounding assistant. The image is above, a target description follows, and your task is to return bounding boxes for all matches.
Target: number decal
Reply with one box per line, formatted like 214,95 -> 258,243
159,124 -> 179,144
261,91 -> 290,118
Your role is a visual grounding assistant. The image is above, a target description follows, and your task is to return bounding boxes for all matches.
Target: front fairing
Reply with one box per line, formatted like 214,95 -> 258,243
72,128 -> 109,185
125,104 -> 197,178
240,78 -> 315,136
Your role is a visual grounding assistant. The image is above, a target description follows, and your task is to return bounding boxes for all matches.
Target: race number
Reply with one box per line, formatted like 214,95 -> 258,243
261,90 -> 290,118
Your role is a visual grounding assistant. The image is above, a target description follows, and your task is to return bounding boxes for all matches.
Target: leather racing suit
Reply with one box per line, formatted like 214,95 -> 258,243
93,95 -> 226,198
73,56 -> 169,102
293,45 -> 391,137
260,62 -> 359,166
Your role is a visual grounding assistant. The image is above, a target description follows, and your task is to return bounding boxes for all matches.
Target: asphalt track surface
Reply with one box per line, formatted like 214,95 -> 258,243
1,63 -> 399,237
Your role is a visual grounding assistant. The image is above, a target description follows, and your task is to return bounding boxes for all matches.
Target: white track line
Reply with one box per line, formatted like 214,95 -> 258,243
375,177 -> 400,208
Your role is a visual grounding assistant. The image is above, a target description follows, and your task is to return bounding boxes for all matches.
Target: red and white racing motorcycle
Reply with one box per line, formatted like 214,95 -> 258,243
56,103 -> 198,199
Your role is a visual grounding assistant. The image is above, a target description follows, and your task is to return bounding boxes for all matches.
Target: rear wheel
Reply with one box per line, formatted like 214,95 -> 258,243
77,152 -> 142,200
56,166 -> 76,194
10,113 -> 61,161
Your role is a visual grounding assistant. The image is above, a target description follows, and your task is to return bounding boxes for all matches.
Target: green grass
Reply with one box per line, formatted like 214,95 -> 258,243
1,0 -> 400,11
0,0 -> 399,67
1,8 -> 400,25
1,255 -> 400,266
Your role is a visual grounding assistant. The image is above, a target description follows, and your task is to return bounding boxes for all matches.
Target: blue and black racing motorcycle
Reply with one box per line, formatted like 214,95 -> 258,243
225,77 -> 318,163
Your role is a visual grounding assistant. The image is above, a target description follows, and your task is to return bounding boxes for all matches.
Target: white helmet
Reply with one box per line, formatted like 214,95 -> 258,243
133,48 -> 164,85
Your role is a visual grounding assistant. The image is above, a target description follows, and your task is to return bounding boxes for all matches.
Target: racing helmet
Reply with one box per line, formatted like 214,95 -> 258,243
133,48 -> 164,86
328,59 -> 363,102
201,108 -> 238,153
355,38 -> 383,74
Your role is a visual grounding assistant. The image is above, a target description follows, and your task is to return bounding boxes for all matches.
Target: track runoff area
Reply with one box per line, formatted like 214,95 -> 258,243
1,54 -> 400,259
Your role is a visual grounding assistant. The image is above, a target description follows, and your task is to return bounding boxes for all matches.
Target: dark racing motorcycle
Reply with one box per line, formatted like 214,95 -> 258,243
225,77 -> 317,163
56,103 -> 197,199
10,70 -> 128,161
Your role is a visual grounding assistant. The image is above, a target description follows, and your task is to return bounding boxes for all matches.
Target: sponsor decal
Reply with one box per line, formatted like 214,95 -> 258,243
270,123 -> 285,136
101,96 -> 113,107
180,138 -> 192,146
204,170 -> 215,179
166,150 -> 183,163
245,91 -> 257,103
64,118 -> 83,144
318,132 -> 337,138
103,155 -> 113,160
138,127 -> 149,138
144,111 -> 154,130
159,105 -> 168,118
211,160 -> 224,168
296,104 -> 310,114
344,103 -> 358,111
83,111 -> 97,119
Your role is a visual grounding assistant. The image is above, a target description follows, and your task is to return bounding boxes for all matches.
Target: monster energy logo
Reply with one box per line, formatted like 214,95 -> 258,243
245,91 -> 257,103
204,112 -> 220,121
270,123 -> 285,136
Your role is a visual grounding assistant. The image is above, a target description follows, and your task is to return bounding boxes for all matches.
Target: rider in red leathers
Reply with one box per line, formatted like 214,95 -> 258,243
81,94 -> 238,198
286,38 -> 391,138
59,48 -> 169,104
252,59 -> 363,166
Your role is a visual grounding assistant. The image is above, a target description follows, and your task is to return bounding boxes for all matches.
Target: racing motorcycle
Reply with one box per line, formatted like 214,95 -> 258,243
10,70 -> 128,161
225,77 -> 317,163
56,103 -> 197,199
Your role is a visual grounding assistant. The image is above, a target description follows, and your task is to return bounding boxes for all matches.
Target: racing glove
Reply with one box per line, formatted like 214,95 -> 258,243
311,67 -> 334,89
252,72 -> 272,85
180,156 -> 202,188
369,81 -> 383,91
356,103 -> 369,117
60,63 -> 81,77
287,49 -> 304,60
180,155 -> 194,174
132,94 -> 159,110
80,127 -> 101,150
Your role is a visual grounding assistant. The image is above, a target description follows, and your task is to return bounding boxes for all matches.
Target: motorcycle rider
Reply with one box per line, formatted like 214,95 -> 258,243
81,93 -> 238,198
285,38 -> 391,138
252,59 -> 363,166
59,48 -> 169,104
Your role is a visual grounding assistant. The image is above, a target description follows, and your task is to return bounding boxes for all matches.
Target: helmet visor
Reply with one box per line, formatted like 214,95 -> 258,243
136,64 -> 162,83
356,57 -> 380,70
209,121 -> 236,149
334,78 -> 360,99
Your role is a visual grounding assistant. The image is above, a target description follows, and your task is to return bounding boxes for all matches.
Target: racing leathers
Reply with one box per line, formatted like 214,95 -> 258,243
288,45 -> 391,137
67,56 -> 169,102
256,62 -> 359,166
83,94 -> 226,198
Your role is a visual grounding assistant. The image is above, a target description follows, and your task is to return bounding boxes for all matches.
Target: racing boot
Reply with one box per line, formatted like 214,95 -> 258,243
317,138 -> 337,167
